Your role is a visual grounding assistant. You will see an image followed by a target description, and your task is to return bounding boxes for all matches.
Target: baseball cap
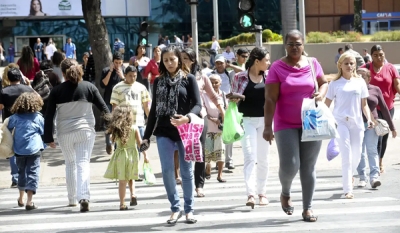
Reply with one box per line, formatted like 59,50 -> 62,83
215,54 -> 226,63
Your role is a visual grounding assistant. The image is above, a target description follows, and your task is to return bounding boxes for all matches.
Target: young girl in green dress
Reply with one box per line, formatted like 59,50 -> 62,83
104,105 -> 148,210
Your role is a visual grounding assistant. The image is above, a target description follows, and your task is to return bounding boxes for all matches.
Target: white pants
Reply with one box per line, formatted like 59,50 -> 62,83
336,118 -> 364,194
57,130 -> 96,204
241,117 -> 269,196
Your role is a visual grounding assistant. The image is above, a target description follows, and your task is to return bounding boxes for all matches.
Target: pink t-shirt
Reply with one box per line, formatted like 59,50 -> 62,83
360,62 -> 399,110
265,58 -> 324,132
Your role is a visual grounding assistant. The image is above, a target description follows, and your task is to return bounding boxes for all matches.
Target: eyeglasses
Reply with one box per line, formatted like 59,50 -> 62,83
240,55 -> 249,59
286,43 -> 303,47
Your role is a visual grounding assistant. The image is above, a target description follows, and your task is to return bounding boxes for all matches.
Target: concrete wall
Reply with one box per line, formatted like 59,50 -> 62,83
268,42 -> 400,74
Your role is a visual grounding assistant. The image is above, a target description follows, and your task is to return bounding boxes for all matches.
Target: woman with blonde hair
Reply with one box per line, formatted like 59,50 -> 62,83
44,59 -> 109,212
325,52 -> 373,199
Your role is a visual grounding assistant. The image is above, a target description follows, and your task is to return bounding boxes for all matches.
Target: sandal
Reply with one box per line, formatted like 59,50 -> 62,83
258,194 -> 269,206
217,177 -> 226,183
345,193 -> 354,199
246,195 -> 255,209
185,213 -> 197,224
280,193 -> 294,215
25,203 -> 38,211
120,204 -> 128,210
130,196 -> 137,206
167,211 -> 182,224
195,188 -> 205,197
17,198 -> 24,207
302,210 -> 318,222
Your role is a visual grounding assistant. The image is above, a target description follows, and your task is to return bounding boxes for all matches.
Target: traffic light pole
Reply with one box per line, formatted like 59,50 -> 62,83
187,0 -> 199,62
254,25 -> 263,47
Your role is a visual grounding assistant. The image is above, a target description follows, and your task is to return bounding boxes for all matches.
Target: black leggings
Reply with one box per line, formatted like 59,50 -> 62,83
194,118 -> 208,189
377,108 -> 395,159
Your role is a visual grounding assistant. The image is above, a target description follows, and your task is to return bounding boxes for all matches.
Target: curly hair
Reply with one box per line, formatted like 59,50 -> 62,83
106,105 -> 133,145
61,59 -> 83,84
2,63 -> 20,88
11,92 -> 43,114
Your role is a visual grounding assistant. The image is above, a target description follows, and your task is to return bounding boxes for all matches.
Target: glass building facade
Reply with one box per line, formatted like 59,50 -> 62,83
0,0 -> 281,61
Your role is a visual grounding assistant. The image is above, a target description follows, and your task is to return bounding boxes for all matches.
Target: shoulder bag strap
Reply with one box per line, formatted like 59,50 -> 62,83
307,57 -> 318,94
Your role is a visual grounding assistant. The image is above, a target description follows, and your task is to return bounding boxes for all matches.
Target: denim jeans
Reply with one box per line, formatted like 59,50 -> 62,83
35,51 -> 42,62
210,54 -> 216,68
156,136 -> 194,214
10,156 -> 19,183
357,127 -> 380,182
16,153 -> 41,194
7,55 -> 14,63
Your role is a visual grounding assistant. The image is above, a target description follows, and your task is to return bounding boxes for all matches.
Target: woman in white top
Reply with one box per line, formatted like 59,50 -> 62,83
324,53 -> 373,199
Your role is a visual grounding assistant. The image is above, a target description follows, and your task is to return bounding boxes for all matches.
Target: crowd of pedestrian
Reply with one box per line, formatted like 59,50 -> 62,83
1,29 -> 399,227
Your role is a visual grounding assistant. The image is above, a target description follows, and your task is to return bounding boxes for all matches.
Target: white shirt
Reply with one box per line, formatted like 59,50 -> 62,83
326,77 -> 369,129
212,71 -> 230,93
211,41 -> 220,51
222,51 -> 235,62
201,67 -> 213,76
46,44 -> 57,60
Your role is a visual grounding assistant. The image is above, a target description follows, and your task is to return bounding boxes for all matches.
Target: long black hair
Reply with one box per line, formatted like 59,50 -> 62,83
158,45 -> 190,76
245,47 -> 269,73
182,48 -> 200,75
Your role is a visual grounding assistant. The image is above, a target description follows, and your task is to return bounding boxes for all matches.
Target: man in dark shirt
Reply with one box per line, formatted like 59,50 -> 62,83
100,52 -> 124,154
0,67 -> 35,188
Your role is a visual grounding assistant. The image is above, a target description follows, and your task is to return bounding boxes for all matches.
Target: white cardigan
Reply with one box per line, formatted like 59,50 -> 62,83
0,118 -> 14,159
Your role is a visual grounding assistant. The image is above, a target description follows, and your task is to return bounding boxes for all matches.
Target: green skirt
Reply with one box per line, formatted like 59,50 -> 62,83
104,146 -> 139,181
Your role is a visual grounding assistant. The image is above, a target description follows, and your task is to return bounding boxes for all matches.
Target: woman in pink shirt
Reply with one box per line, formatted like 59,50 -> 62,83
360,45 -> 400,173
143,46 -> 161,97
17,46 -> 40,81
264,30 -> 328,222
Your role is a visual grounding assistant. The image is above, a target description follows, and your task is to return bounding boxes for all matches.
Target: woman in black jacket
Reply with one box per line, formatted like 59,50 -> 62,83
142,46 -> 201,224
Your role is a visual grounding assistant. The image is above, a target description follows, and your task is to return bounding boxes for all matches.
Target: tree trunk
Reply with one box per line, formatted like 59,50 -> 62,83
82,0 -> 112,130
354,0 -> 363,33
280,0 -> 297,39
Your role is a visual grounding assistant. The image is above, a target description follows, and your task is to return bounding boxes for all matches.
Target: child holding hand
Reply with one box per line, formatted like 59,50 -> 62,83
104,105 -> 148,210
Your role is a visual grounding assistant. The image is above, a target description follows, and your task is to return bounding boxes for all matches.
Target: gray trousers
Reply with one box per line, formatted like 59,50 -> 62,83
275,128 -> 321,210
225,144 -> 233,165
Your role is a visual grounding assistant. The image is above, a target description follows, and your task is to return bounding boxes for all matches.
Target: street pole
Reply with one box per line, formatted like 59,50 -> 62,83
188,0 -> 199,61
213,0 -> 219,40
299,0 -> 306,43
255,25 -> 263,47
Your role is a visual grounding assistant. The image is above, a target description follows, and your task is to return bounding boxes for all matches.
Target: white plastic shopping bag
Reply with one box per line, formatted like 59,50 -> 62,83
301,98 -> 338,141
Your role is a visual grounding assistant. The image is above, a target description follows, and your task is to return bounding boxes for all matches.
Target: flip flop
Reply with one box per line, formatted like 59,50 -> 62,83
120,205 -> 128,210
217,177 -> 226,183
302,210 -> 318,222
195,188 -> 205,197
167,211 -> 182,224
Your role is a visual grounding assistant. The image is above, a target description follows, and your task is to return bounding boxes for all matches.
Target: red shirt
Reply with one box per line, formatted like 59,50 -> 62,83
143,59 -> 159,84
18,58 -> 40,81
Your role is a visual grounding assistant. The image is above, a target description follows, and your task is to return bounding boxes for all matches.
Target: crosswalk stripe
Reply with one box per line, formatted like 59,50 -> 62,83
0,181 -> 344,202
0,196 -> 396,222
0,205 -> 399,232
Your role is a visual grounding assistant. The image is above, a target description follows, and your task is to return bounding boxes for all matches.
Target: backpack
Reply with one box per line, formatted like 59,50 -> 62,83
32,70 -> 52,101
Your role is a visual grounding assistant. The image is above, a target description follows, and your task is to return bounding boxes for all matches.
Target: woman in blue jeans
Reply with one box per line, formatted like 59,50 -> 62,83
356,68 -> 396,188
142,45 -> 201,224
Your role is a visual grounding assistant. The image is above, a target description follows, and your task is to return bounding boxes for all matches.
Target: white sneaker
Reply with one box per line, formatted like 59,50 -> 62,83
358,180 -> 367,188
371,179 -> 381,189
